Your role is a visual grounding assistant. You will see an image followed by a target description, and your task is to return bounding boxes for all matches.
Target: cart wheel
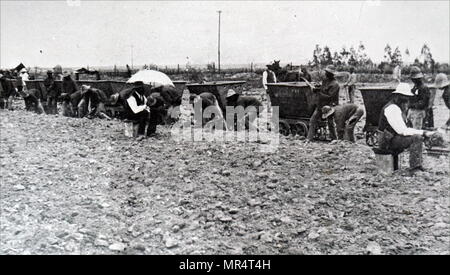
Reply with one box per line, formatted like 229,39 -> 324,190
291,122 -> 308,137
366,131 -> 378,147
279,121 -> 291,136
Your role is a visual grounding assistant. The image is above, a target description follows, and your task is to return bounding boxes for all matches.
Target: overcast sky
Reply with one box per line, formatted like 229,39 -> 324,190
1,0 -> 448,68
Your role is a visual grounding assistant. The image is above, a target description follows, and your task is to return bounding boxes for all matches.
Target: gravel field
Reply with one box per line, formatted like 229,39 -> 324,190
0,88 -> 449,255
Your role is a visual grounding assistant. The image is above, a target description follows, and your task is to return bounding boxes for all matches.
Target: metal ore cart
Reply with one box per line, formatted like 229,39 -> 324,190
266,82 -> 329,139
186,81 -> 246,113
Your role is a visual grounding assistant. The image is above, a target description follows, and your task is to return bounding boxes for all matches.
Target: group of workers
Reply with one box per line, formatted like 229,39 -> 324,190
260,62 -> 449,171
1,64 -> 449,169
0,68 -> 107,119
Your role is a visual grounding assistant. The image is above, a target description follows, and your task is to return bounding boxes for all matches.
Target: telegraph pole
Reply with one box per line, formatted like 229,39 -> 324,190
217,10 -> 222,74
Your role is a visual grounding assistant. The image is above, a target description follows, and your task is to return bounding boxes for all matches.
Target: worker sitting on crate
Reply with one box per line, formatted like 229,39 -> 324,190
321,103 -> 364,142
121,81 -> 153,137
77,85 -> 110,119
226,89 -> 263,131
408,66 -> 430,130
307,65 -> 339,141
377,83 -> 436,171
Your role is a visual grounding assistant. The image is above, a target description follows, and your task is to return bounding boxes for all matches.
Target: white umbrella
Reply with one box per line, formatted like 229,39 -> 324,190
127,69 -> 174,88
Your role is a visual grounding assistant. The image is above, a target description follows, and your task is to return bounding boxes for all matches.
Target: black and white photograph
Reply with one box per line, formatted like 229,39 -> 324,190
0,0 -> 449,258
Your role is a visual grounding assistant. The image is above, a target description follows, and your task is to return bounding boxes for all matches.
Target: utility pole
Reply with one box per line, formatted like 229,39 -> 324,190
217,10 -> 222,75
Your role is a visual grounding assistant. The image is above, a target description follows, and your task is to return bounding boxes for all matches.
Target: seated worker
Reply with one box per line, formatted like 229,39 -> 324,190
17,88 -> 45,114
307,65 -> 340,141
377,83 -> 436,171
321,103 -> 364,142
78,85 -> 110,119
226,89 -> 263,131
434,73 -> 450,128
121,81 -> 152,137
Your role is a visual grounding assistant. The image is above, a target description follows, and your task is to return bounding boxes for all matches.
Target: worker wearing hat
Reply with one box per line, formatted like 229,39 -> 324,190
77,85 -> 109,119
262,63 -> 277,92
408,66 -> 431,130
261,63 -> 277,110
377,82 -> 436,171
146,93 -> 167,135
344,67 -> 357,103
62,71 -> 78,98
0,71 -> 15,110
307,65 -> 340,141
435,73 -> 450,128
121,81 -> 153,137
15,69 -> 28,98
321,103 -> 364,142
19,68 -> 29,82
44,69 -> 59,114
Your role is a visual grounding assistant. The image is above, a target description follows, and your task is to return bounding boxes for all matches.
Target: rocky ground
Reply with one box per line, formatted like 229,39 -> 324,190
1,91 -> 449,255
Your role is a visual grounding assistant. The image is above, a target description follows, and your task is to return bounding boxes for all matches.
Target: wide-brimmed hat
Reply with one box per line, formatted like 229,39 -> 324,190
409,66 -> 423,79
392,83 -> 414,96
324,65 -> 336,75
321,105 -> 335,119
226,89 -> 237,98
81,85 -> 91,93
434,73 -> 449,89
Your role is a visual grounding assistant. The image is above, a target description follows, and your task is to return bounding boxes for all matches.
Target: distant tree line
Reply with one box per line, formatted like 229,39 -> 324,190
308,42 -> 448,75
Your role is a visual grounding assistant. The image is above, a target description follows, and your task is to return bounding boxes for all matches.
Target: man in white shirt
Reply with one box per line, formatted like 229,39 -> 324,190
262,64 -> 277,91
20,68 -> 29,83
262,64 -> 276,107
392,64 -> 401,83
377,82 -> 435,171
123,81 -> 151,136
344,67 -> 357,103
